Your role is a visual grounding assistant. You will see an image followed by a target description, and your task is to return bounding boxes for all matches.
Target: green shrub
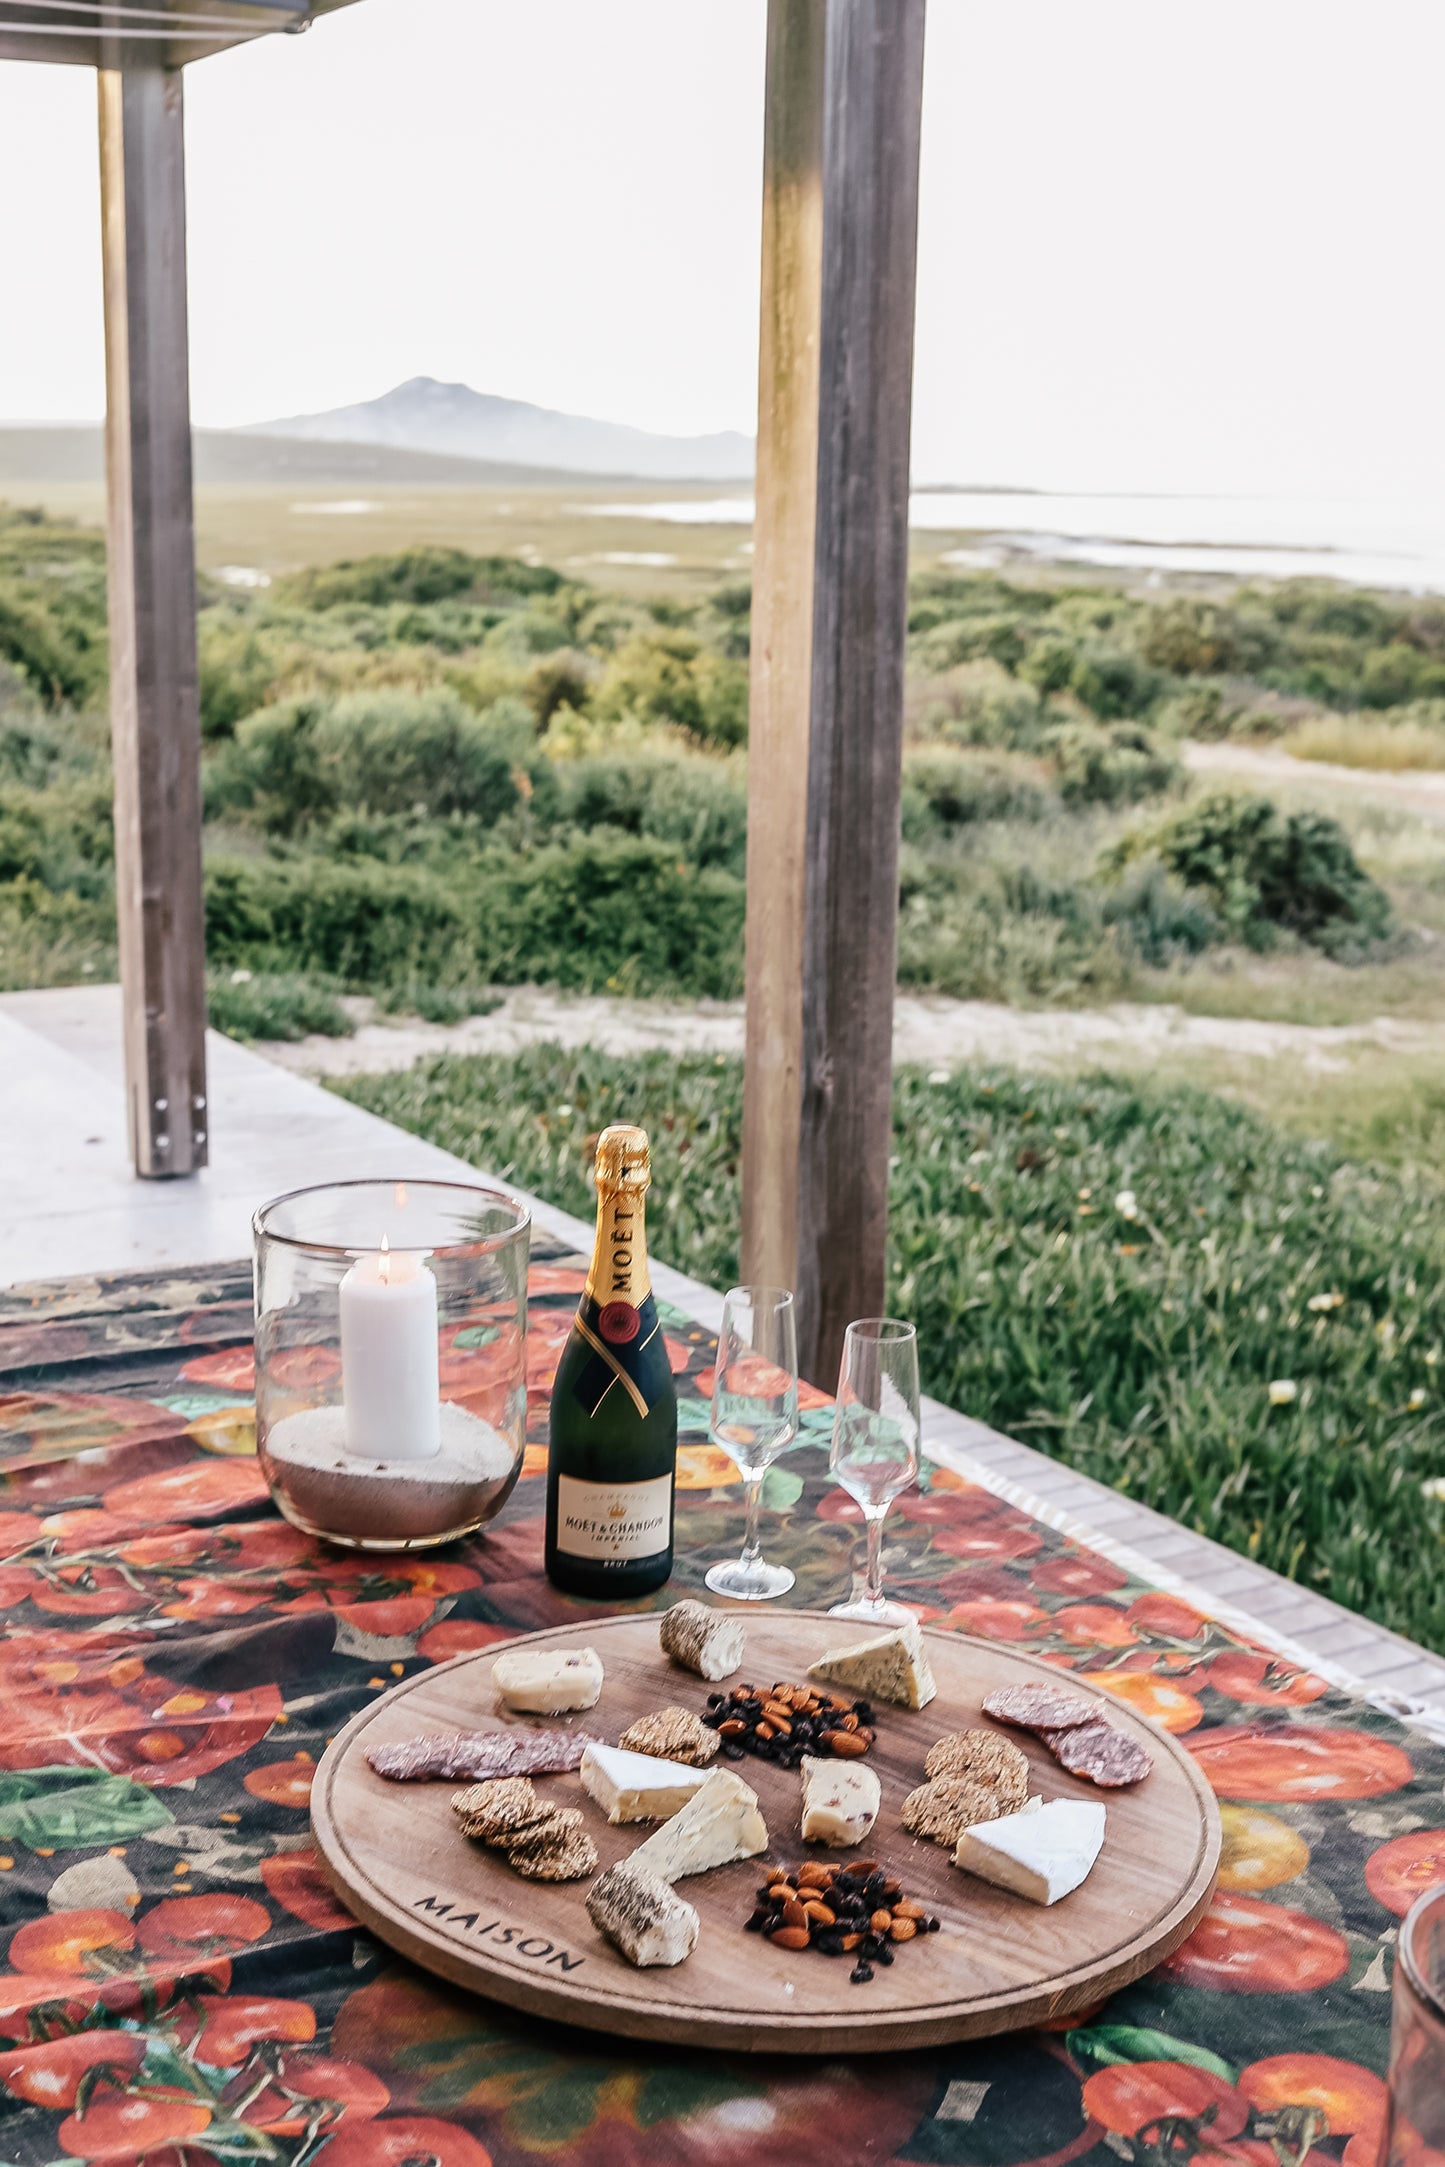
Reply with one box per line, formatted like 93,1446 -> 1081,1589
1137,598 -> 1258,677
0,584 -> 102,708
0,873 -> 114,989
204,855 -> 477,987
590,633 -> 748,749
912,660 -> 1047,752
1102,861 -> 1219,965
900,748 -> 1051,838
555,753 -> 747,873
913,613 -> 1026,673
1108,791 -> 1393,955
275,547 -> 562,612
207,969 -> 353,1042
1066,642 -> 1161,720
1048,720 -> 1180,808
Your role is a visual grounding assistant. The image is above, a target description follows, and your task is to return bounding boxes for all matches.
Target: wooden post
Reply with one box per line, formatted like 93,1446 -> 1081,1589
98,62 -> 209,1178
741,0 -> 926,1385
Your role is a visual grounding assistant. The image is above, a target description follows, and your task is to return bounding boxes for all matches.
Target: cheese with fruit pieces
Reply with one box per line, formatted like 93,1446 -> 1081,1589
492,1645 -> 603,1714
799,1753 -> 880,1847
580,1742 -> 710,1825
628,1768 -> 767,1882
807,1619 -> 936,1710
952,1797 -> 1105,1905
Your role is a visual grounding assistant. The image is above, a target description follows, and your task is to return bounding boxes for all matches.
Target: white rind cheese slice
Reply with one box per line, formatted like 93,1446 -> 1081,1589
587,1862 -> 699,1968
952,1797 -> 1106,1904
799,1753 -> 881,1847
808,1619 -> 936,1710
628,1768 -> 768,1882
580,1742 -> 711,1825
492,1645 -> 603,1713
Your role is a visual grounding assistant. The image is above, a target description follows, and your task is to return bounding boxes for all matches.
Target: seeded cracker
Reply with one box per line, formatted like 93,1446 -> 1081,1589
925,1729 -> 1030,1789
618,1708 -> 720,1766
504,1807 -> 586,1860
903,1772 -> 1026,1847
511,1828 -> 598,1883
450,1777 -> 537,1837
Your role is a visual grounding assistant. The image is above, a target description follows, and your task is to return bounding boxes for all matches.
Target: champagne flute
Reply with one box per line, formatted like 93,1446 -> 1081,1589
705,1287 -> 799,1601
828,1317 -> 921,1625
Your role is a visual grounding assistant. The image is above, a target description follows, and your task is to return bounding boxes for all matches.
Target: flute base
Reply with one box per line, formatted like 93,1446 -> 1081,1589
705,1555 -> 796,1601
827,1594 -> 917,1627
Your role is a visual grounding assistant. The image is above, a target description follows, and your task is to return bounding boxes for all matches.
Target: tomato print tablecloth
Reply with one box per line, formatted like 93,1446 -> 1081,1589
0,1241 -> 1442,2167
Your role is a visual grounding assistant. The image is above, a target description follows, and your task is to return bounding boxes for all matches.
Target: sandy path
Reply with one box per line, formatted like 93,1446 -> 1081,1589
256,985 -> 1445,1082
1183,738 -> 1445,818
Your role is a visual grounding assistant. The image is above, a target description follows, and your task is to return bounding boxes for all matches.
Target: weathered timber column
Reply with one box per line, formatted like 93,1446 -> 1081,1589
98,62 -> 209,1177
740,0 -> 926,1384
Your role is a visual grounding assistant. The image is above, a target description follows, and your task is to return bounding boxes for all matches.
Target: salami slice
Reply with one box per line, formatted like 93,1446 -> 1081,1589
1041,1719 -> 1153,1788
982,1683 -> 1098,1733
367,1728 -> 600,1783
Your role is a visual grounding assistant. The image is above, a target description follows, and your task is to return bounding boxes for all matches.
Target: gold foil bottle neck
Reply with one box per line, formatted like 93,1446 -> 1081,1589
594,1124 -> 651,1191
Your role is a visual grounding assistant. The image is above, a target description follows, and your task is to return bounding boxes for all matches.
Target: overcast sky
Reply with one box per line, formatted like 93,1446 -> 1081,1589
0,0 -> 1441,496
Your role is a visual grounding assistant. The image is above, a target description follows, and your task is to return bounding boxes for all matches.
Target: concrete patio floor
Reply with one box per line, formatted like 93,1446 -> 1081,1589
4,983 -> 1444,1735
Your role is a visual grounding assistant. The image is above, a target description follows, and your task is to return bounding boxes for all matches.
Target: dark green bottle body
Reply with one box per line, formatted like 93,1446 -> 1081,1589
545,1130 -> 678,1599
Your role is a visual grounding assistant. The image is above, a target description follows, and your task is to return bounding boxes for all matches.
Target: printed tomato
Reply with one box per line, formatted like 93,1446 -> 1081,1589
1052,1602 -> 1139,1649
936,1598 -> 1049,1640
314,2118 -> 492,2167
244,1756 -> 316,1809
1082,2061 -> 1249,2139
1189,1725 -> 1413,1802
262,1849 -> 355,1931
1206,1651 -> 1331,1707
269,1345 -> 343,1391
60,2087 -> 213,2160
673,1447 -> 742,1490
10,1908 -> 136,1976
1094,1669 -> 1203,1733
1126,1592 -> 1210,1640
1239,2055 -> 1387,2135
1364,1828 -> 1445,1917
29,1563 -> 151,1619
0,1511 -> 42,1554
178,1346 -> 256,1391
101,1459 -> 270,1526
0,2029 -> 145,2106
137,1893 -> 272,1962
177,1994 -> 316,2067
1217,1804 -> 1310,1892
526,1266 -> 585,1296
1030,1553 -> 1130,1598
237,2052 -> 390,2133
417,1620 -> 515,1663
1163,1890 -> 1349,1993
930,1523 -> 1043,1563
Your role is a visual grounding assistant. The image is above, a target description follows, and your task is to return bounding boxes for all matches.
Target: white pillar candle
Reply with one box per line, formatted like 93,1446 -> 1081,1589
339,1242 -> 441,1461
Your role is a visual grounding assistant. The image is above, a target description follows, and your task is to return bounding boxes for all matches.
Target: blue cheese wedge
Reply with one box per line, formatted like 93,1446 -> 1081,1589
587,1862 -> 699,1968
628,1768 -> 768,1882
807,1619 -> 936,1710
952,1797 -> 1105,1904
580,1742 -> 711,1825
492,1645 -> 603,1714
799,1753 -> 881,1846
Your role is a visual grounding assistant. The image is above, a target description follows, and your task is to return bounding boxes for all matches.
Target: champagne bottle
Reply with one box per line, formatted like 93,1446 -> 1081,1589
545,1124 -> 678,1597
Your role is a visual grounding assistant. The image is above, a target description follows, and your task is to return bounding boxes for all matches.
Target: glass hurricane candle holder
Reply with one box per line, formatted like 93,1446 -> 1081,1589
254,1179 -> 531,1550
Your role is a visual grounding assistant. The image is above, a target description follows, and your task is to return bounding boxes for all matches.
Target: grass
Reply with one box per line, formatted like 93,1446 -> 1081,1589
1283,713 -> 1445,770
336,1043 -> 1445,1655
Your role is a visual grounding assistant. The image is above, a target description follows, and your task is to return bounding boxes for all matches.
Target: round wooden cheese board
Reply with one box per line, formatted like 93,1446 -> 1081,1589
311,1610 -> 1220,2054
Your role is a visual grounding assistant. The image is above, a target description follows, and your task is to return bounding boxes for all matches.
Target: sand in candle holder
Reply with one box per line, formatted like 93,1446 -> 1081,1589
264,1403 -> 519,1547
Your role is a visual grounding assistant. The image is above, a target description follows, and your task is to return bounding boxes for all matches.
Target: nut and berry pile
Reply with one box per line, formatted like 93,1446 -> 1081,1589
747,1860 -> 941,1985
702,1682 -> 876,1770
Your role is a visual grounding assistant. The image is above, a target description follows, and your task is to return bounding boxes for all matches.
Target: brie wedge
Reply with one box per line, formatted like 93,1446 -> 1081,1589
580,1742 -> 710,1825
808,1619 -> 936,1710
799,1753 -> 881,1847
952,1797 -> 1105,1905
587,1862 -> 699,1968
629,1768 -> 768,1882
492,1646 -> 603,1714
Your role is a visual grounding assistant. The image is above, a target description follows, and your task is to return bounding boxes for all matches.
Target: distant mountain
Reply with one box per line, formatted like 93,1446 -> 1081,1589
0,426 -> 606,491
245,377 -> 755,482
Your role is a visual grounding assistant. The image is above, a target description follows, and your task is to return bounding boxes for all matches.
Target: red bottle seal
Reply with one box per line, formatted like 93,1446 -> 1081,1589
597,1301 -> 641,1345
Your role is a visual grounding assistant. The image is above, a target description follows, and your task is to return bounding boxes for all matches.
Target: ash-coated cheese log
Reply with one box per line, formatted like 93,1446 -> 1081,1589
491,1645 -> 603,1714
587,1862 -> 699,1968
659,1600 -> 746,1682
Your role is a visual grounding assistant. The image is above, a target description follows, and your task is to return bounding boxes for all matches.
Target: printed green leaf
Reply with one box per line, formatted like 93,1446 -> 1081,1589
762,1466 -> 805,1511
452,1325 -> 500,1350
1069,2024 -> 1236,2082
0,1767 -> 174,1850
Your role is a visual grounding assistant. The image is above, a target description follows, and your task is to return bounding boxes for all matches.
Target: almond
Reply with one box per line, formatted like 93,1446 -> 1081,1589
837,1712 -> 860,1732
803,1901 -> 836,1927
755,1721 -> 775,1742
797,1863 -> 831,1888
881,1878 -> 902,1899
893,1899 -> 926,1921
870,1908 -> 893,1933
840,1931 -> 863,1951
889,1917 -> 918,1942
852,1859 -> 880,1876
782,1898 -> 808,1930
770,1925 -> 810,1952
718,1718 -> 747,1738
825,1730 -> 870,1758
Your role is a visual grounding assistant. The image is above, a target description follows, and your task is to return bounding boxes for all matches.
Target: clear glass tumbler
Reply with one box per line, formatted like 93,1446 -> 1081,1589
1380,1880 -> 1445,2165
254,1178 -> 530,1549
